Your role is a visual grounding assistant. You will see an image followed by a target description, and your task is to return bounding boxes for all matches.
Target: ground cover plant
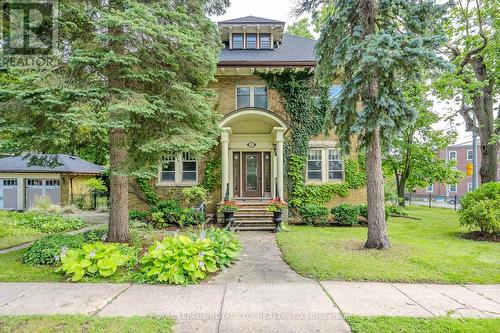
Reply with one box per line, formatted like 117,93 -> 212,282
0,315 -> 174,333
0,211 -> 86,249
277,206 -> 500,283
346,316 -> 500,333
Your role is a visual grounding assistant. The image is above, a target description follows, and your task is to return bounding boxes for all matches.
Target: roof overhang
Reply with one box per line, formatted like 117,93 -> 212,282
218,61 -> 317,67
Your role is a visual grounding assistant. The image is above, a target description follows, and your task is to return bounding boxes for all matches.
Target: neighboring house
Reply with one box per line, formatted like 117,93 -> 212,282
128,16 -> 367,228
415,141 -> 500,197
0,154 -> 104,210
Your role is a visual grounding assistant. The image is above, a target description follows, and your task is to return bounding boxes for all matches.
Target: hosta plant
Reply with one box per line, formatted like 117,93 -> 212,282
56,241 -> 136,281
205,228 -> 241,268
139,235 -> 218,285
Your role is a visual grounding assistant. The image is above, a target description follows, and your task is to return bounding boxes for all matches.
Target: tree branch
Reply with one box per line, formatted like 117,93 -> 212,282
459,104 -> 480,133
457,33 -> 488,74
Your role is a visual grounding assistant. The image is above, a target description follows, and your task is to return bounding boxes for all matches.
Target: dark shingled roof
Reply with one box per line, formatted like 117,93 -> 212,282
218,16 -> 285,25
218,33 -> 317,65
0,154 -> 105,174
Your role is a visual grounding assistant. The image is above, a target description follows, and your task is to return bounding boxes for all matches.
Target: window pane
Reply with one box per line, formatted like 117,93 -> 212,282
246,33 -> 257,48
254,87 -> 267,109
161,156 -> 176,182
307,149 -> 322,181
467,150 -> 473,160
308,161 -> 322,171
259,34 -> 271,49
328,171 -> 343,180
308,171 -> 322,180
232,34 -> 243,48
182,153 -> 196,182
328,149 -> 340,160
182,171 -> 197,181
237,87 -> 251,108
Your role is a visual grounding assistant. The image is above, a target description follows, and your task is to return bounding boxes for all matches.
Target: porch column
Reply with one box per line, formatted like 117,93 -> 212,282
220,128 -> 231,201
273,128 -> 285,199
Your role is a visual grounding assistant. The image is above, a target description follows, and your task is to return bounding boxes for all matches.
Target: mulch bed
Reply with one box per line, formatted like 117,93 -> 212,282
461,231 -> 500,242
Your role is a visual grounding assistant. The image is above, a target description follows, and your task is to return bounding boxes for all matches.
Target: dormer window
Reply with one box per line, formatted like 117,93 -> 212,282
246,33 -> 257,49
232,33 -> 244,49
259,34 -> 271,49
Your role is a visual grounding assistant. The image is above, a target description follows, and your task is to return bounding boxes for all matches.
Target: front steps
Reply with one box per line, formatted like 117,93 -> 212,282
231,199 -> 275,232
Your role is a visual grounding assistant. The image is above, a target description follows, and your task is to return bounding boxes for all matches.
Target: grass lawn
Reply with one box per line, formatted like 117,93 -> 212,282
0,315 -> 174,333
277,206 -> 500,283
0,235 -> 41,250
345,316 -> 500,333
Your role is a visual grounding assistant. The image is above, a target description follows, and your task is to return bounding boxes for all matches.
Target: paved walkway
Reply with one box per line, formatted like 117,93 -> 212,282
1,232 -> 499,332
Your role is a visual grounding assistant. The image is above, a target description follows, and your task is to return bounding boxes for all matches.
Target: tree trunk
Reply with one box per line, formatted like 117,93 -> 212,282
365,127 -> 390,249
106,0 -> 130,243
472,57 -> 498,183
397,176 -> 406,207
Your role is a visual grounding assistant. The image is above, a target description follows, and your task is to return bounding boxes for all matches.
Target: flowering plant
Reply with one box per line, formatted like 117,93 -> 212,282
219,200 -> 240,212
266,198 -> 288,212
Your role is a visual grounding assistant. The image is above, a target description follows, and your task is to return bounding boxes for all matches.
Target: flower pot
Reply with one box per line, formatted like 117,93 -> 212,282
272,211 -> 283,233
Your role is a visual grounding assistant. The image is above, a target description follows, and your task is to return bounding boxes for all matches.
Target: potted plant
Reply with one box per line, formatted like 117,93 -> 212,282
219,200 -> 240,225
266,197 -> 288,232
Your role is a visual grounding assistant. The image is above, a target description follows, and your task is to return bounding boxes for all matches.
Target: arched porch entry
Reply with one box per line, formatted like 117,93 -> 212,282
220,109 -> 287,201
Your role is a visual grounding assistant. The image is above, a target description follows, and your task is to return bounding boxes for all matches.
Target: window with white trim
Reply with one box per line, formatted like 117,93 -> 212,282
307,147 -> 344,182
159,153 -> 198,185
328,149 -> 343,180
426,184 -> 433,193
259,33 -> 271,48
232,33 -> 244,49
448,151 -> 457,160
236,86 -> 267,109
467,182 -> 473,192
307,149 -> 323,181
246,33 -> 257,49
27,179 -> 43,186
448,184 -> 457,193
467,150 -> 473,160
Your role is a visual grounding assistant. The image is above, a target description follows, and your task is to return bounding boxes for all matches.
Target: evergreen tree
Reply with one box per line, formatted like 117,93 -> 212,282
297,0 -> 448,248
0,0 -> 228,242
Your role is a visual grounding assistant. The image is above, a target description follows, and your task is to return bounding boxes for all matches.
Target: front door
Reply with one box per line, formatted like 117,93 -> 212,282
242,152 -> 262,197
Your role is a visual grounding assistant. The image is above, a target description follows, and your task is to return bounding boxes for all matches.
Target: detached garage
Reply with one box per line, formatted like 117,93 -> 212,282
0,154 -> 104,210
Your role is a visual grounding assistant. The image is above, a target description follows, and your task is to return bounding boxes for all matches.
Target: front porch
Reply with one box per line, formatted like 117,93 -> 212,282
219,109 -> 287,201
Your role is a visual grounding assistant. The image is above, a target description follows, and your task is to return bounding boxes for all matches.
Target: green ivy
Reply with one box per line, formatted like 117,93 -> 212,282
344,156 -> 367,189
201,155 -> 221,193
136,177 -> 159,206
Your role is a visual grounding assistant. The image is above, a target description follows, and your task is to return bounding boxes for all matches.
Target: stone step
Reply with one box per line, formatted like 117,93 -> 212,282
233,221 -> 275,227
234,212 -> 273,218
235,219 -> 274,224
234,226 -> 276,232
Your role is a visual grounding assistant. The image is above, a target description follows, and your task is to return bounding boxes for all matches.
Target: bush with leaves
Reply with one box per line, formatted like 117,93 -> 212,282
182,186 -> 208,206
331,204 -> 360,225
357,204 -> 390,221
56,241 -> 136,281
385,204 -> 409,217
16,212 -> 86,233
459,182 -> 500,235
299,204 -> 329,226
205,228 -> 241,268
22,234 -> 84,266
129,210 -> 150,222
82,229 -> 108,242
138,235 -> 218,284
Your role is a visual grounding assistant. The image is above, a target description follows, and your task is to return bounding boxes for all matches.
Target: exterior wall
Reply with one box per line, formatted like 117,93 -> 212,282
60,174 -> 99,206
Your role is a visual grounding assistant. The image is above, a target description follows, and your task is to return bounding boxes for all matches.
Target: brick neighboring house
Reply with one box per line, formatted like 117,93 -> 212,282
128,16 -> 367,229
415,141 -> 500,197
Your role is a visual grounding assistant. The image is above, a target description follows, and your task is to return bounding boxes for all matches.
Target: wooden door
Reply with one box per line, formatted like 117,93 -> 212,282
242,152 -> 262,197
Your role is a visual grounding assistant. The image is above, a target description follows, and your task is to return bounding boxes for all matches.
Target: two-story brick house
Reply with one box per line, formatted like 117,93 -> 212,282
129,16 -> 366,229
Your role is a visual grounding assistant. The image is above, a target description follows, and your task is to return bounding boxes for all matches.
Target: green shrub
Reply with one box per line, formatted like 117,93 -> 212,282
357,204 -> 390,221
385,204 -> 409,217
56,241 -> 136,281
459,183 -> 500,235
138,235 -> 218,284
16,212 -> 85,233
129,210 -> 150,222
331,204 -> 360,225
22,234 -> 84,266
182,186 -> 208,205
82,229 -> 107,242
153,200 -> 182,227
299,204 -> 329,226
205,228 -> 241,267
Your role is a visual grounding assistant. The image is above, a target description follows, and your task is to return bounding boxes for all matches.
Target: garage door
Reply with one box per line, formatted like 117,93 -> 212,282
26,179 -> 60,208
0,179 -> 18,210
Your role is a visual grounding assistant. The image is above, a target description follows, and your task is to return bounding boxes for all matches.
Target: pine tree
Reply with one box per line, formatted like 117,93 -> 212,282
297,0 -> 448,248
0,0 -> 228,242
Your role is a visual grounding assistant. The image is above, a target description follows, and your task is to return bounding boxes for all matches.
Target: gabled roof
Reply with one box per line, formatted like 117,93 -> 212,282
218,33 -> 317,66
0,154 -> 105,174
218,16 -> 285,25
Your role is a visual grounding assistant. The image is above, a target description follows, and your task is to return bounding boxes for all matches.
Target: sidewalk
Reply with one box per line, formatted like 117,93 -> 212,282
1,281 -> 499,333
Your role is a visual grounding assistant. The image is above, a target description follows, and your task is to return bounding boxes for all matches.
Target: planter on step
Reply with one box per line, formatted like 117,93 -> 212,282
272,211 -> 283,233
224,210 -> 235,228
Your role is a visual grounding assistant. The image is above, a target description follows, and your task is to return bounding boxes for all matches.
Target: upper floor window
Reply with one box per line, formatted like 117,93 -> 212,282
246,33 -> 257,49
236,86 -> 267,109
448,184 -> 457,193
448,151 -> 457,161
259,33 -> 271,49
232,33 -> 244,49
159,153 -> 198,185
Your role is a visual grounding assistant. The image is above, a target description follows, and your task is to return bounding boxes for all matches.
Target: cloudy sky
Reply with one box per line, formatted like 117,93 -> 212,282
211,0 -> 471,144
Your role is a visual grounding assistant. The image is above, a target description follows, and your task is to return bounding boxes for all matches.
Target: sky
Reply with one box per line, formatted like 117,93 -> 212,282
211,0 -> 472,144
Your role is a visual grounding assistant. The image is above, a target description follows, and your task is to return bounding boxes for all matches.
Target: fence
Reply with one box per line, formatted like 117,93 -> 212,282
71,191 -> 109,211
396,193 -> 462,211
